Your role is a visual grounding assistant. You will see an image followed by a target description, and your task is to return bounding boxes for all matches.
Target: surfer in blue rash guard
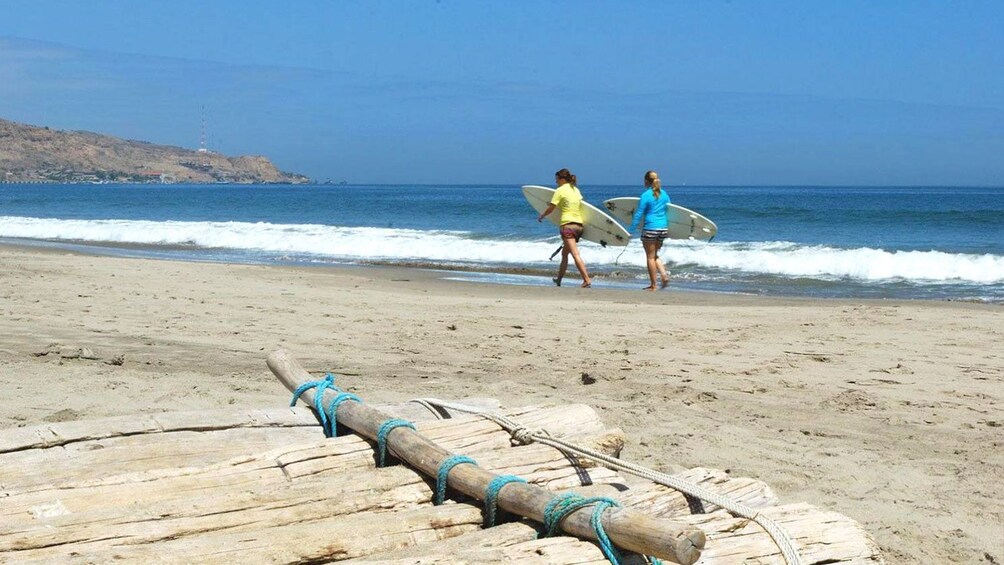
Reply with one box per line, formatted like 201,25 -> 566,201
538,168 -> 592,288
628,170 -> 671,290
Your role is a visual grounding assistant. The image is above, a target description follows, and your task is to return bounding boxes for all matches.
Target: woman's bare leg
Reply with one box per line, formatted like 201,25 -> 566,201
643,240 -> 659,290
557,247 -> 569,283
655,241 -> 670,287
564,237 -> 591,287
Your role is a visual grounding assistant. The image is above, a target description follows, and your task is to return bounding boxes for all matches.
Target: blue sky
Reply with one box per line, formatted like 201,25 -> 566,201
1,1 -> 1002,185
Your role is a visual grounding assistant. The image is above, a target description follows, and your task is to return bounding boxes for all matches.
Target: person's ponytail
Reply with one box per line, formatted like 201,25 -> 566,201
645,170 -> 661,198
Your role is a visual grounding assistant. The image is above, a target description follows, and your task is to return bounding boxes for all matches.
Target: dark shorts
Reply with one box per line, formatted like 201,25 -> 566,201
560,223 -> 584,241
641,229 -> 669,242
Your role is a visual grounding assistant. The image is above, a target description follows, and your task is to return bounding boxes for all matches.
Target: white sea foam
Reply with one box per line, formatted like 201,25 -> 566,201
2,216 -> 1002,284
656,241 -> 1004,283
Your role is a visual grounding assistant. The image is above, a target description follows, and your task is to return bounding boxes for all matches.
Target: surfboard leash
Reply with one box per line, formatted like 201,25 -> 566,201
614,241 -> 629,265
549,244 -> 563,260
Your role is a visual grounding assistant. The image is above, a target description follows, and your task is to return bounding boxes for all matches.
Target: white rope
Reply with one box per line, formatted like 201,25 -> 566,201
406,398 -> 445,419
411,397 -> 804,565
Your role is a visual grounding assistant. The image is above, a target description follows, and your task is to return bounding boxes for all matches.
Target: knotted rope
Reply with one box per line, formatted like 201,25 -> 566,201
289,373 -> 339,433
540,492 -> 643,565
288,373 -> 364,438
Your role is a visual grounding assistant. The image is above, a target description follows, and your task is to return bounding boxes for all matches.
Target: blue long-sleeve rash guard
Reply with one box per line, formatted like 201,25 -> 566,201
628,188 -> 670,233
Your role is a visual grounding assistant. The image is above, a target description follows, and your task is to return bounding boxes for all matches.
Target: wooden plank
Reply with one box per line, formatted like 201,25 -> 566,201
0,399 -> 513,494
0,407 -> 319,454
10,504 -> 486,564
0,399 -> 501,456
0,427 -> 319,493
12,508 -> 624,564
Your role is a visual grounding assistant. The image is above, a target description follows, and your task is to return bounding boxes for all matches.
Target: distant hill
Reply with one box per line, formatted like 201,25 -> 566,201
0,118 -> 310,184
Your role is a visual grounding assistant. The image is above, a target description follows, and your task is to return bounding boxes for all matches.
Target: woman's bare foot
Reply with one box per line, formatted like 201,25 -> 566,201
660,277 -> 669,289
552,277 -> 562,287
581,280 -> 592,288
643,286 -> 656,291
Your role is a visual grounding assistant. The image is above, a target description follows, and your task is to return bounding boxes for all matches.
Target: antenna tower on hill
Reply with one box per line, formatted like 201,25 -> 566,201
198,105 -> 208,153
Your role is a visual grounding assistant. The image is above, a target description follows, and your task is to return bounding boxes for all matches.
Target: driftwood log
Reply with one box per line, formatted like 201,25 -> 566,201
268,348 -> 706,564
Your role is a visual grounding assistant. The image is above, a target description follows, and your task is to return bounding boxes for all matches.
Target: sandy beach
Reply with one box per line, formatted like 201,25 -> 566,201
1,244 -> 1001,564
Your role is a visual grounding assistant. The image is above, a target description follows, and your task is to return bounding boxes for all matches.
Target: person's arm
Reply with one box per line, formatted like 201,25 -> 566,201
628,194 -> 648,233
538,203 -> 556,222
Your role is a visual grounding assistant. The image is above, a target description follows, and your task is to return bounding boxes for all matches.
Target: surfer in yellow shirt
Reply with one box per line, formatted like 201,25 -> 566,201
537,168 -> 592,288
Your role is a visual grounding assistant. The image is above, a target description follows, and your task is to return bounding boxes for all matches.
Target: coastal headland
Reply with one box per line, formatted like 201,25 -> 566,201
0,118 -> 309,184
0,244 -> 1000,563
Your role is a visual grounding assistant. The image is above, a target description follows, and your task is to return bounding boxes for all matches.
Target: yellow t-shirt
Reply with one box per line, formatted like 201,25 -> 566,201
550,183 -> 585,225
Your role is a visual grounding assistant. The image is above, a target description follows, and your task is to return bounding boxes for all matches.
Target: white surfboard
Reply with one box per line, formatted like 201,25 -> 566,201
522,185 -> 629,247
603,197 -> 718,241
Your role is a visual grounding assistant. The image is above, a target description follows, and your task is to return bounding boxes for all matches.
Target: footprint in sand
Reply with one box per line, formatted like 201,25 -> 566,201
821,389 -> 885,412
43,408 -> 83,423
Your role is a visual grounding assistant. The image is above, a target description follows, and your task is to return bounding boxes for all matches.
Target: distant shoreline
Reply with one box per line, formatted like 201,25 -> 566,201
0,180 -> 312,185
1,117 -> 310,184
3,180 -> 1002,189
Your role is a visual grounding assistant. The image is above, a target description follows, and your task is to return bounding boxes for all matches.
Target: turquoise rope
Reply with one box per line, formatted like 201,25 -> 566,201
434,455 -> 477,505
540,492 -> 591,538
289,373 -> 334,407
323,392 -> 361,438
588,498 -> 626,565
539,492 -> 654,565
375,418 -> 416,467
483,475 -> 526,527
289,373 -> 338,432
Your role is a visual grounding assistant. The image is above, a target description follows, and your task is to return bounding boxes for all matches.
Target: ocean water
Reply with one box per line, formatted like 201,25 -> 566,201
1,183 -> 1002,302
